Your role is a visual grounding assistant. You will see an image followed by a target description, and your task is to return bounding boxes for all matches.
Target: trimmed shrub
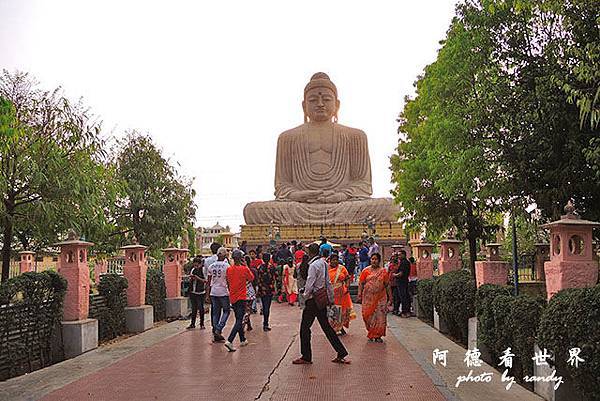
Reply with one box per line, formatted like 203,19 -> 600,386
476,284 -> 511,356
510,295 -> 545,379
146,268 -> 166,322
416,278 -> 435,322
94,274 -> 128,341
433,270 -> 476,344
538,285 -> 600,400
0,271 -> 67,380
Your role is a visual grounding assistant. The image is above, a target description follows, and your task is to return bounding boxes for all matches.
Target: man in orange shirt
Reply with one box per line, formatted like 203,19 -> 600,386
224,249 -> 255,352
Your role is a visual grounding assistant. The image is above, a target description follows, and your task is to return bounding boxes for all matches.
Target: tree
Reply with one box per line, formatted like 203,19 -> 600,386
391,17 -> 503,275
113,132 -> 196,257
0,71 -> 119,281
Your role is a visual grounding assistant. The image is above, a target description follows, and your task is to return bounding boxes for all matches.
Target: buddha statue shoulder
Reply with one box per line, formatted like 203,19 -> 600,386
243,72 -> 398,225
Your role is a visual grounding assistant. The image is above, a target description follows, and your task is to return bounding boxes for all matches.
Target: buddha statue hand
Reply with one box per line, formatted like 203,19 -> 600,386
315,190 -> 348,204
287,190 -> 325,203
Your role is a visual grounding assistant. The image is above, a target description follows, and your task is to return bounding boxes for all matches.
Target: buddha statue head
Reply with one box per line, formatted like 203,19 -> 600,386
302,72 -> 340,123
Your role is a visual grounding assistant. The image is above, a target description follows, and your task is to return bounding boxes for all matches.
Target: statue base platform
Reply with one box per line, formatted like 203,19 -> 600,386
241,222 -> 406,259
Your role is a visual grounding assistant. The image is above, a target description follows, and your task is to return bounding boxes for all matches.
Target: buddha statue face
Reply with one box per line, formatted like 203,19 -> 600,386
302,86 -> 340,122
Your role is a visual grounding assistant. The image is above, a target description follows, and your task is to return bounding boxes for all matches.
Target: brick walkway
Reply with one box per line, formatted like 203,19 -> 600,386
40,304 -> 446,401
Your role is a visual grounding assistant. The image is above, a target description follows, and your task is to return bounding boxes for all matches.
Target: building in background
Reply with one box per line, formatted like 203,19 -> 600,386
195,222 -> 240,254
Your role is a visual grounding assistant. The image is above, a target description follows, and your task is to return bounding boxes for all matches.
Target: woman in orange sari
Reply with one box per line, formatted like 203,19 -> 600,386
358,253 -> 391,342
328,254 -> 355,335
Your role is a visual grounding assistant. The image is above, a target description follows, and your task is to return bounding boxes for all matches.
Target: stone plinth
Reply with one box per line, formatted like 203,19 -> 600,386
125,305 -> 154,333
62,319 -> 98,358
18,251 -> 35,274
166,297 -> 188,319
94,259 -> 107,285
55,236 -> 94,321
121,244 -> 148,307
415,243 -> 434,279
438,239 -> 462,274
433,307 -> 448,334
162,247 -> 183,299
541,202 -> 600,300
475,261 -> 509,288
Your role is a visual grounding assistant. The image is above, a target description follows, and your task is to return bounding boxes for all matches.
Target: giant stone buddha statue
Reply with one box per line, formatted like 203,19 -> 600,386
243,72 -> 399,225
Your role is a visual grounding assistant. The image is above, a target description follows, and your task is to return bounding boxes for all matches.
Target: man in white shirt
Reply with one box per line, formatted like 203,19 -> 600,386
208,247 -> 231,342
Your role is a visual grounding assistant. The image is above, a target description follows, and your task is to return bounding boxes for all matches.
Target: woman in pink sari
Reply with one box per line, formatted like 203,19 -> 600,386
357,253 -> 391,342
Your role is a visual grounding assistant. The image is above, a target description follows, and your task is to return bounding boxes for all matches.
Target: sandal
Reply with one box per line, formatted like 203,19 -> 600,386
332,357 -> 351,364
292,358 -> 312,365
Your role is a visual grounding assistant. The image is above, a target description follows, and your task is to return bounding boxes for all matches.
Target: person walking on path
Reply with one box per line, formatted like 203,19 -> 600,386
282,257 -> 298,305
256,252 -> 276,331
224,250 -> 255,352
296,254 -> 310,309
187,256 -> 207,329
208,247 -> 231,342
358,253 -> 391,343
293,243 -> 350,365
367,237 -> 380,258
387,254 -> 401,316
327,254 -> 355,335
392,250 -> 411,318
357,242 -> 369,279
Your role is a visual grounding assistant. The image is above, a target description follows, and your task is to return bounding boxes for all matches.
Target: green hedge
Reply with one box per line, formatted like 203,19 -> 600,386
0,271 -> 67,380
538,285 -> 600,400
416,278 -> 435,322
476,285 -> 547,387
95,274 -> 128,341
146,268 -> 166,322
433,270 -> 476,344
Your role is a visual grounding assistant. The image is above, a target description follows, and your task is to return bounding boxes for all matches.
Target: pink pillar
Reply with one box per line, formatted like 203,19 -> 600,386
19,251 -> 35,274
475,243 -> 509,288
94,259 -> 107,285
438,239 -> 462,274
121,244 -> 148,307
415,243 -> 434,279
56,236 -> 94,321
534,243 -> 550,281
541,202 -> 599,300
162,247 -> 182,299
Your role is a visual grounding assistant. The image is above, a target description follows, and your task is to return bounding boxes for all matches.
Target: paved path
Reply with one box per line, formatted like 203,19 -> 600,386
1,303 -> 543,401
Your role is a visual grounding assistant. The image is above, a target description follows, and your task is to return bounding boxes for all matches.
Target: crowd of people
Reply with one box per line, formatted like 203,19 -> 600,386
184,236 -> 417,361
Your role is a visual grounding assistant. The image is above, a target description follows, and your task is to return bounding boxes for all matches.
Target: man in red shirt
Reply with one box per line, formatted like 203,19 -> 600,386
224,249 -> 255,352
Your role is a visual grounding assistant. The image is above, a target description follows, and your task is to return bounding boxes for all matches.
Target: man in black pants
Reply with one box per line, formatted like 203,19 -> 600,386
187,256 -> 207,329
394,250 -> 412,318
293,243 -> 350,365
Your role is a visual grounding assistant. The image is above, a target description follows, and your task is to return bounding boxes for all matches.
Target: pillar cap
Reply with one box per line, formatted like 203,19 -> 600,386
439,239 -> 462,244
542,200 -> 600,228
120,244 -> 148,251
162,247 -> 181,252
54,239 -> 94,247
18,250 -> 36,254
415,242 -> 435,248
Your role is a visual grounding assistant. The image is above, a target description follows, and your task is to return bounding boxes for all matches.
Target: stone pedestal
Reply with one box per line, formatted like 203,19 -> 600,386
18,251 -> 35,274
121,244 -> 148,307
125,305 -> 154,333
438,239 -> 462,274
62,319 -> 98,359
166,297 -> 188,319
467,317 -> 493,364
475,261 -> 509,288
162,247 -> 184,299
415,243 -> 434,279
55,236 -> 94,322
533,344 -> 585,401
433,307 -> 448,334
541,203 -> 600,300
94,259 -> 107,285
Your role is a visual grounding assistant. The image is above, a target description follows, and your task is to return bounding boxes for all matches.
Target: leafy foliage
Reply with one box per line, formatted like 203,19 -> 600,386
0,71 -> 121,280
538,285 -> 600,400
416,278 -> 436,322
0,271 -> 67,380
432,270 -> 476,344
475,284 -> 511,352
113,133 -> 196,257
145,268 -> 166,322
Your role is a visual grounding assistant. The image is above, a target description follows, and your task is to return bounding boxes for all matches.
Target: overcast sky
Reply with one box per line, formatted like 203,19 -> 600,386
0,0 -> 458,232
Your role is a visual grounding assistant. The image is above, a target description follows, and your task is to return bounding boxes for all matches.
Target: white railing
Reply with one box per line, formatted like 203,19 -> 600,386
8,261 -> 19,279
107,258 -> 124,275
